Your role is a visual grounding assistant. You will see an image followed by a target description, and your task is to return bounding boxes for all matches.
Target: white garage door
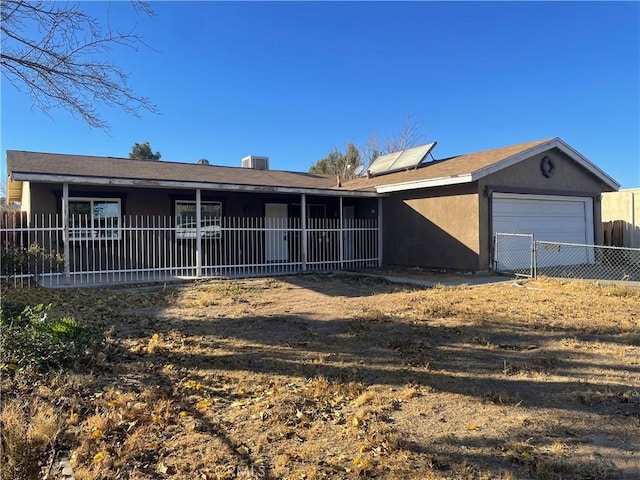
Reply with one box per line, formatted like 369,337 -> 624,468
493,193 -> 594,269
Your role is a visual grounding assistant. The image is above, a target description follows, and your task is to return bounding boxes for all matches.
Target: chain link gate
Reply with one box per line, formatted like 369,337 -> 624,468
494,233 -> 535,277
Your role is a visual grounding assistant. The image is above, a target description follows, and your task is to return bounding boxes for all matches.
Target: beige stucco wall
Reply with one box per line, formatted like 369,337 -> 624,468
479,149 -> 607,193
20,181 -> 31,217
602,189 -> 640,247
383,184 -> 480,270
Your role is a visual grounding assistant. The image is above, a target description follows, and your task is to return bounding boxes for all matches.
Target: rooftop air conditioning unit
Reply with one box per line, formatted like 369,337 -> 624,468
241,155 -> 269,170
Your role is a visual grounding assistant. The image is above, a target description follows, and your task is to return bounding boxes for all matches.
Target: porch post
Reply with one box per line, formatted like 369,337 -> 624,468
339,196 -> 344,270
62,183 -> 70,283
377,197 -> 383,267
301,194 -> 307,272
195,188 -> 202,277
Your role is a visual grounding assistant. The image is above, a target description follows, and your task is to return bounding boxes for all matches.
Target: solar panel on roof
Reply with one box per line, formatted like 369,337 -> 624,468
367,151 -> 402,175
367,142 -> 437,176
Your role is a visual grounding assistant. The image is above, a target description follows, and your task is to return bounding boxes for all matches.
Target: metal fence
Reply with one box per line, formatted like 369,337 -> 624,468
1,213 -> 380,288
494,233 -> 536,278
494,232 -> 640,281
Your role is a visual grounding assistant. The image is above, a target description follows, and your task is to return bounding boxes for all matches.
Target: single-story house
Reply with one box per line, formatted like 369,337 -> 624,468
4,137 -> 619,283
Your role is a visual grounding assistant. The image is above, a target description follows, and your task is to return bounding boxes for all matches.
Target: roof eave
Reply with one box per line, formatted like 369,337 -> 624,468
9,172 -> 381,198
374,138 -> 621,193
375,174 -> 474,193
470,138 -> 620,191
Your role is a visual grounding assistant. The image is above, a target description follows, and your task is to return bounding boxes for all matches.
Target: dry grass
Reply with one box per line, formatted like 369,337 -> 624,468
1,275 -> 639,479
0,399 -> 61,479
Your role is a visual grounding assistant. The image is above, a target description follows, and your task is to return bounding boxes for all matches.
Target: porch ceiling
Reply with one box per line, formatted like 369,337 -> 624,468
9,172 -> 382,198
7,178 -> 22,203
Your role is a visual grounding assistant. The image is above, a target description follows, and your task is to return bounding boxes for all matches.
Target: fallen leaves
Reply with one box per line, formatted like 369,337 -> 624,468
235,445 -> 250,456
196,399 -> 213,410
183,379 -> 202,390
4,275 -> 638,480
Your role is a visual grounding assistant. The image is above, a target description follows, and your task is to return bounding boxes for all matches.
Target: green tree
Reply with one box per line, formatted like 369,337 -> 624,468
310,115 -> 428,179
1,1 -> 157,130
129,142 -> 161,161
309,142 -> 361,180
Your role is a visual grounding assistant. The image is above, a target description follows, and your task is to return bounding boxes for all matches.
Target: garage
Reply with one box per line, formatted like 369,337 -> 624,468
492,193 -> 594,244
492,193 -> 594,269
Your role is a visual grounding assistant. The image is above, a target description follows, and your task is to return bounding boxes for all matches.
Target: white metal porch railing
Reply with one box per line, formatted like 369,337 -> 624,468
1,214 -> 380,287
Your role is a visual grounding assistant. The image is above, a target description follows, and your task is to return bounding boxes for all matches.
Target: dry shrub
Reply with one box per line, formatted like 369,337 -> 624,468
601,284 -> 640,298
502,354 -> 558,376
352,391 -> 377,407
70,387 -> 175,480
506,439 -> 617,480
621,332 -> 640,346
570,387 -> 639,406
360,308 -> 386,321
0,399 -> 60,480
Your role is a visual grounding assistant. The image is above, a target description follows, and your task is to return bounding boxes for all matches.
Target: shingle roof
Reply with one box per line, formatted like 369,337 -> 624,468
340,138 -> 553,191
7,151 -> 338,190
6,138 -> 619,201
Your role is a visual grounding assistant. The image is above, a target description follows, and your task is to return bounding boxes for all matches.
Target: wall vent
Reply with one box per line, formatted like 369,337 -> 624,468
242,155 -> 269,170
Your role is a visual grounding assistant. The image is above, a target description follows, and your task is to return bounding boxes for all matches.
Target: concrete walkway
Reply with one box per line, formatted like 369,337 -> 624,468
338,270 -> 517,288
341,270 -> 640,289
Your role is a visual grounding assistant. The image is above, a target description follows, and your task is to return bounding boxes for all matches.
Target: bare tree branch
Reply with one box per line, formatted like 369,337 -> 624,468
382,113 -> 427,155
362,114 -> 428,170
0,0 -> 158,130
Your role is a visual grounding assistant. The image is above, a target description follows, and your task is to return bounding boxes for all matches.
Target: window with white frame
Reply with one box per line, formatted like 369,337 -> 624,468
68,198 -> 121,240
175,200 -> 222,239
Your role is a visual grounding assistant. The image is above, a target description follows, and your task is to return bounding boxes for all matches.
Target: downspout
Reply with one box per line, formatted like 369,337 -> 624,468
339,197 -> 344,270
631,191 -> 636,248
62,183 -> 70,284
301,194 -> 307,272
195,189 -> 202,277
377,197 -> 383,267
487,188 -> 494,271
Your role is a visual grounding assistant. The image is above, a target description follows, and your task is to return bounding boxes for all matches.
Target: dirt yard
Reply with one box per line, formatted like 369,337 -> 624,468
2,273 -> 639,479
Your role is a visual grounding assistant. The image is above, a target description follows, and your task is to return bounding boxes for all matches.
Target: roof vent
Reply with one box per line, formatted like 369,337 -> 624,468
197,158 -> 210,165
242,155 -> 269,170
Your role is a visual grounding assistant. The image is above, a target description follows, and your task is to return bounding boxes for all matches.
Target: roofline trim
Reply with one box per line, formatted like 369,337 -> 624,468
9,173 -> 380,198
375,174 -> 473,193
374,138 -> 620,193
470,137 -> 620,190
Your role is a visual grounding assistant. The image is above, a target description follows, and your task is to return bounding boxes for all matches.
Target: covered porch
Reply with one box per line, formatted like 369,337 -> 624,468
2,186 -> 382,288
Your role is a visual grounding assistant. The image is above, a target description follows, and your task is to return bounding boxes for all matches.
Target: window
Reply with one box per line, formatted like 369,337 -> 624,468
175,201 -> 222,239
291,203 -> 327,219
307,204 -> 326,219
68,198 -> 121,240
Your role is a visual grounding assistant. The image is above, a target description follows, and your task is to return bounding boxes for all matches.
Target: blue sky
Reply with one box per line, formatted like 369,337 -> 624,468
2,1 -> 639,188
